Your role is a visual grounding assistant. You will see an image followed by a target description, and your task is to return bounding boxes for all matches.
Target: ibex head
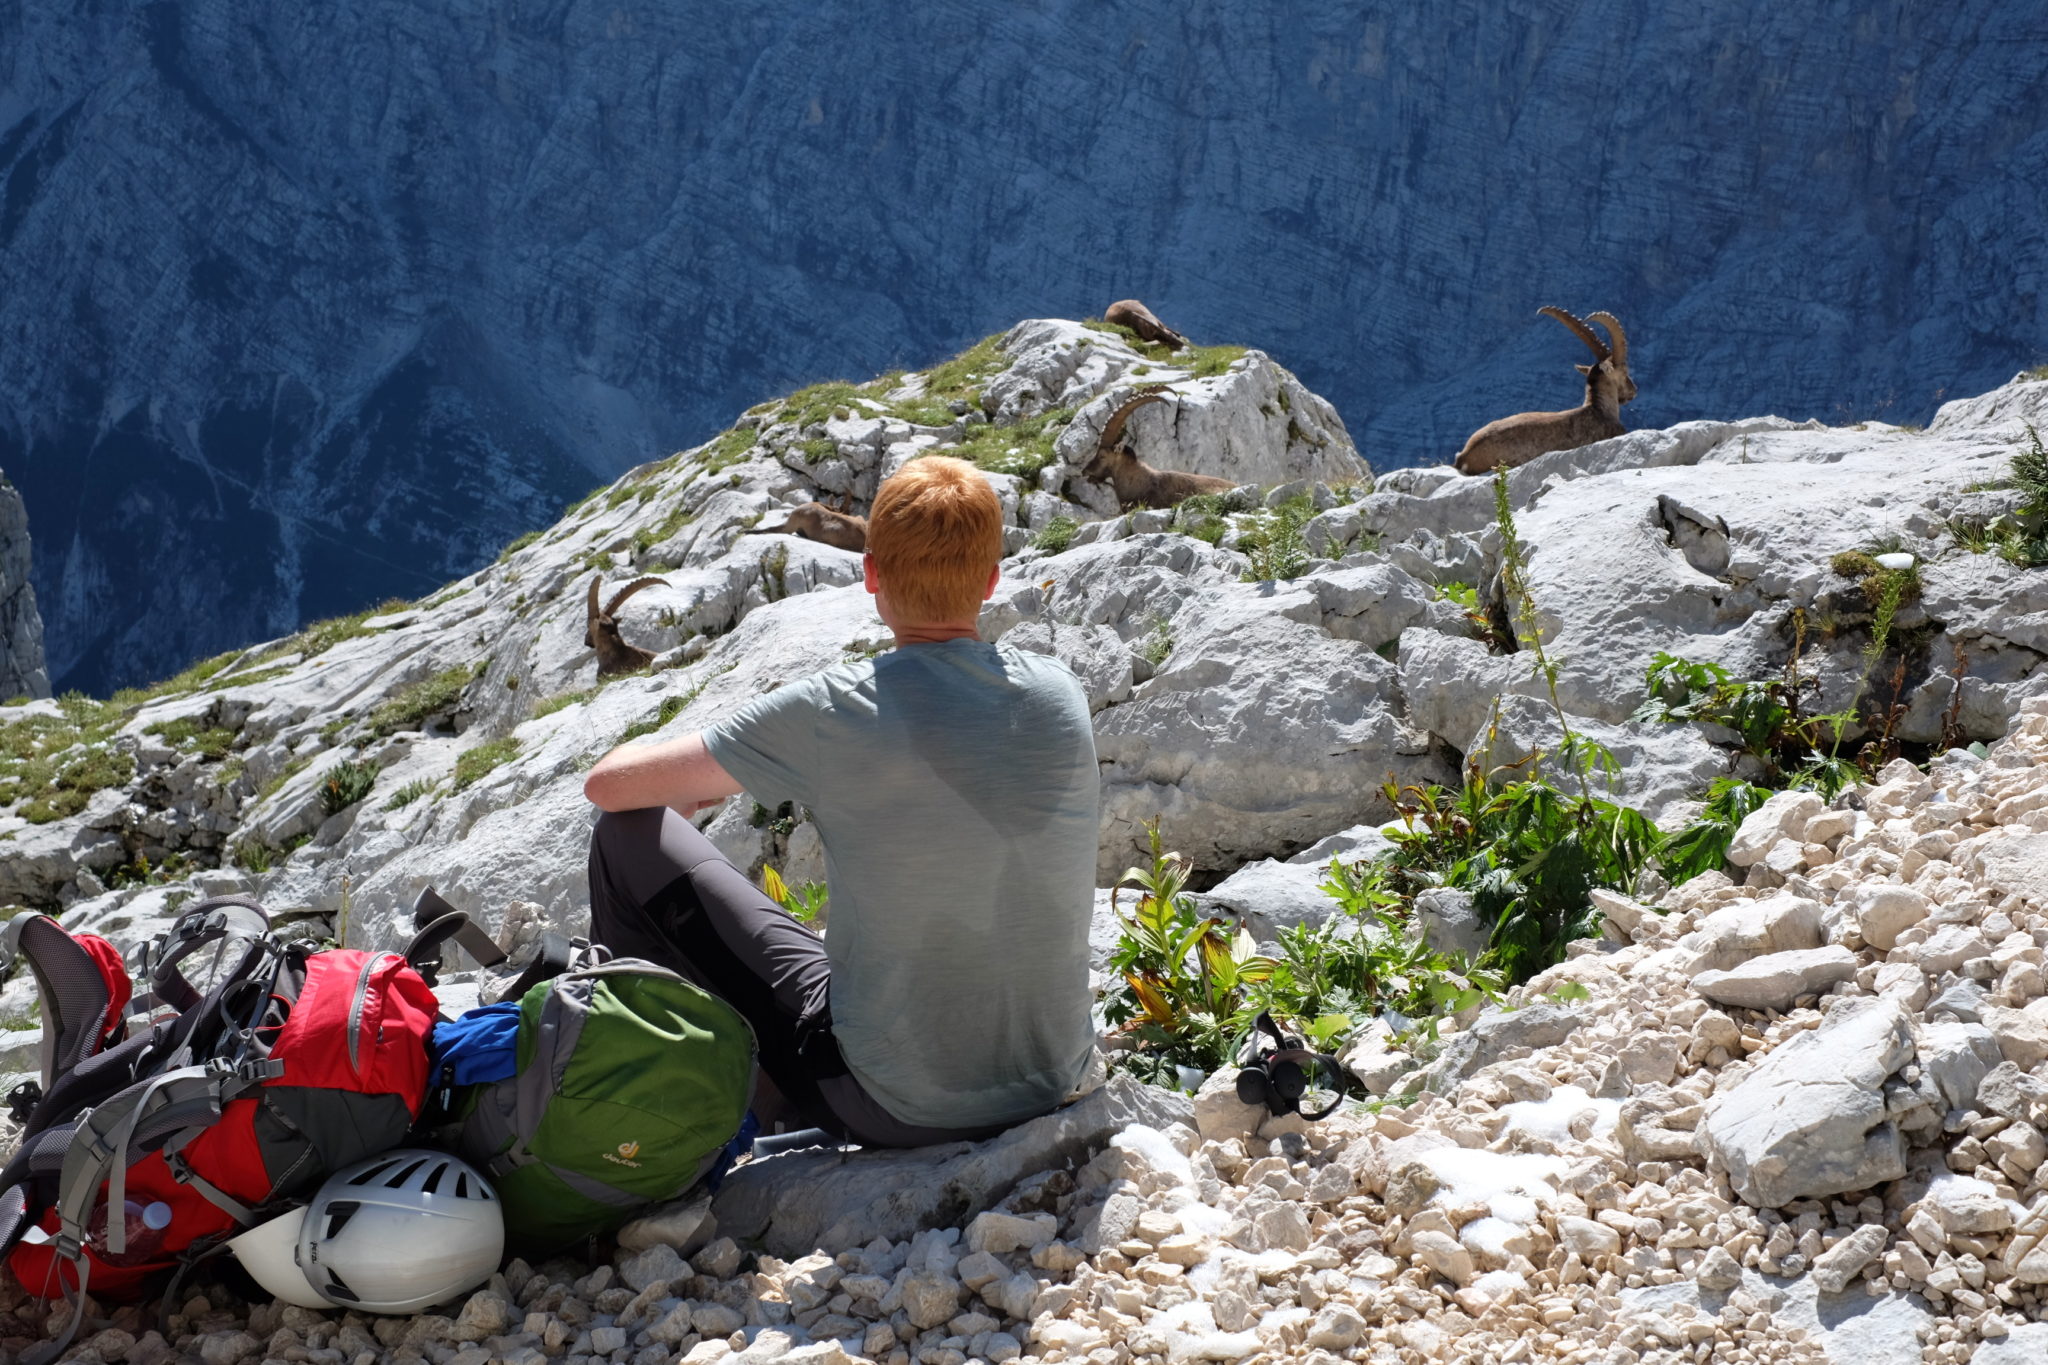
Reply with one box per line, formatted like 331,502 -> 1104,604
585,575 -> 668,676
1541,306 -> 1635,407
1081,386 -> 1174,482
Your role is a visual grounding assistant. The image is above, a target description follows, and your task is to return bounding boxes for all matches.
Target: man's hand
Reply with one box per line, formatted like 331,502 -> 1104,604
584,732 -> 744,816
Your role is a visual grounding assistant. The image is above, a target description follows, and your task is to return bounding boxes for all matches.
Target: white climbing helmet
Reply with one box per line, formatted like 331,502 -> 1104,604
228,1149 -> 504,1315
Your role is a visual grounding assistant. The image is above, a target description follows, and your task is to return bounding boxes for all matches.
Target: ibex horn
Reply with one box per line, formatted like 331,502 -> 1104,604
604,576 -> 669,617
1586,311 -> 1628,368
1538,306 -> 1610,362
584,576 -> 602,648
1097,385 -> 1175,453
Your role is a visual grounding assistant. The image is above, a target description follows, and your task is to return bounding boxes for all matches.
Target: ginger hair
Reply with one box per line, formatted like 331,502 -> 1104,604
867,457 -> 1003,623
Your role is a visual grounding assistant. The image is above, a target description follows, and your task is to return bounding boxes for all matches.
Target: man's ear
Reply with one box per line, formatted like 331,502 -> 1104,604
983,563 -> 1001,602
864,554 -> 880,596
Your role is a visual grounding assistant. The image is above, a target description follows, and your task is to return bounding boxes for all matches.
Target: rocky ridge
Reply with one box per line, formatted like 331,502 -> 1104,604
1,322 -> 2047,1361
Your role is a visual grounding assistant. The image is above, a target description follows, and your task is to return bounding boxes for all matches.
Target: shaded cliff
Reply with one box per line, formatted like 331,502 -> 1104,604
0,471 -> 47,700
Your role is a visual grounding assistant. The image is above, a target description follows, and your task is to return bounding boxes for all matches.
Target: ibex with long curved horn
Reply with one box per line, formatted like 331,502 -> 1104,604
1082,386 -> 1239,510
585,575 -> 668,677
1454,308 -> 1636,475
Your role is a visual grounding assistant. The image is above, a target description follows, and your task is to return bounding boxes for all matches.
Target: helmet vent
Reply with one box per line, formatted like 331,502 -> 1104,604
422,1162 -> 447,1196
322,1268 -> 361,1304
386,1157 -> 429,1188
347,1159 -> 401,1186
321,1200 -> 361,1240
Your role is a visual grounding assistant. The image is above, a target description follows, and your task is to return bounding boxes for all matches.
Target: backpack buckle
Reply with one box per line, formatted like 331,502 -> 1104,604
6,1080 -> 40,1123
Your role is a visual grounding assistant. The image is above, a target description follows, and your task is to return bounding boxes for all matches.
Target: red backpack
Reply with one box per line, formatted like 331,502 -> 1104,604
0,897 -> 437,1360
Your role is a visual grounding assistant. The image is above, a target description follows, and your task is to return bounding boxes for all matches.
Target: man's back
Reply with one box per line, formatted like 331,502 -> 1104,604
705,639 -> 1097,1130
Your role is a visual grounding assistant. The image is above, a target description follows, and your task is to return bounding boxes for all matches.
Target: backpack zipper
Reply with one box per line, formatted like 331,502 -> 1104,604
345,954 -> 387,1074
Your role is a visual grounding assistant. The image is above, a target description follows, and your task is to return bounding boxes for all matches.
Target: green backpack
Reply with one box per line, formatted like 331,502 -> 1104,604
444,959 -> 756,1253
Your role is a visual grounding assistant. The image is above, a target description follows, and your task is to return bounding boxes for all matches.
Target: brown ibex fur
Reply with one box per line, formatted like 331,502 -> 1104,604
1082,387 -> 1238,511
585,575 -> 667,677
751,496 -> 868,553
1454,308 -> 1637,475
1104,299 -> 1190,351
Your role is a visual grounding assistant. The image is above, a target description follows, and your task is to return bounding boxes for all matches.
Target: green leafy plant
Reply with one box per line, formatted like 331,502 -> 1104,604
1031,515 -> 1081,554
232,839 -> 275,874
316,759 -> 379,816
1262,875 -> 1500,1042
1992,425 -> 2048,567
761,866 -> 829,924
1658,777 -> 1771,883
1432,580 -> 1508,651
1238,494 -> 1315,582
1631,643 -> 1852,789
1169,493 -> 1229,545
1103,821 -> 1277,1080
1139,621 -> 1173,668
1355,743 -> 1663,981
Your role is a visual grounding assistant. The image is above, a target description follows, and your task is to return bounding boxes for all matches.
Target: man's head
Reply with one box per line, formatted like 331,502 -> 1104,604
864,457 -> 1003,634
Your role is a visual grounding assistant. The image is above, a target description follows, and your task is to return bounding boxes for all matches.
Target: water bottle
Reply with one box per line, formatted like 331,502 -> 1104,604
85,1198 -> 172,1266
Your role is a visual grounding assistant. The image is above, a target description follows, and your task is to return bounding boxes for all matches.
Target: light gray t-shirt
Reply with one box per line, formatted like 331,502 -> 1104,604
702,639 -> 1098,1130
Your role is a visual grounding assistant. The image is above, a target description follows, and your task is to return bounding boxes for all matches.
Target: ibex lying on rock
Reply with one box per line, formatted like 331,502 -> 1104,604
1104,300 -> 1189,351
586,575 -> 667,677
751,497 -> 868,553
1083,387 -> 1237,511
1454,307 -> 1636,475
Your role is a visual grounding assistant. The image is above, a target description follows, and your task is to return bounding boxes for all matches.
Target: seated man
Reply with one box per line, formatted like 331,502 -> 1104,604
583,456 -> 1098,1146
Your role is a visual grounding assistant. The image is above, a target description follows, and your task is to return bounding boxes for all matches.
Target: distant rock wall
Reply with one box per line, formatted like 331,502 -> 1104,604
0,472 -> 47,700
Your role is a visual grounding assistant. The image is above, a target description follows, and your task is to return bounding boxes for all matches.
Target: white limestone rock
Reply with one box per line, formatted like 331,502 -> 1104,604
1699,996 -> 1915,1207
1690,945 -> 1858,1011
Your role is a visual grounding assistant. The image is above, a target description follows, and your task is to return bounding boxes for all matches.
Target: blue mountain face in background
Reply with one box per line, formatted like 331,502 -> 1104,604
2,2 -> 2043,694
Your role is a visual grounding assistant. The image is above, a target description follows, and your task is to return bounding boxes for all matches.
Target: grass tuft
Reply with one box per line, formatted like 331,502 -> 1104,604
366,664 -> 478,738
381,777 -> 438,812
452,737 -> 522,791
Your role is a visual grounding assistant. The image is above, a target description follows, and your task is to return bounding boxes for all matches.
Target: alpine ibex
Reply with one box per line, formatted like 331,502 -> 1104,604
1104,300 -> 1190,351
1082,387 -> 1238,510
585,575 -> 667,677
751,497 -> 868,553
1454,308 -> 1637,475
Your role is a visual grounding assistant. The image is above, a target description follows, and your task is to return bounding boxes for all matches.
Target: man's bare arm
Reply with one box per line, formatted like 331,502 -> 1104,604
584,732 -> 743,815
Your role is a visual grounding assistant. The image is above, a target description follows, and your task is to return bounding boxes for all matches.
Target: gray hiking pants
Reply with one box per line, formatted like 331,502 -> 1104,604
586,806 -> 1008,1148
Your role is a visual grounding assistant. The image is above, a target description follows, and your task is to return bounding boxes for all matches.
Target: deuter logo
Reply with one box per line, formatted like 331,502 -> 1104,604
603,1141 -> 642,1168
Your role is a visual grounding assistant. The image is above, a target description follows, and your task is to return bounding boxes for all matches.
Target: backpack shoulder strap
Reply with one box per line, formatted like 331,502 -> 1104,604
26,1063 -> 251,1365
405,887 -> 609,1003
490,932 -> 612,1005
3,915 -> 119,1095
402,910 -> 510,988
147,897 -> 274,1015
